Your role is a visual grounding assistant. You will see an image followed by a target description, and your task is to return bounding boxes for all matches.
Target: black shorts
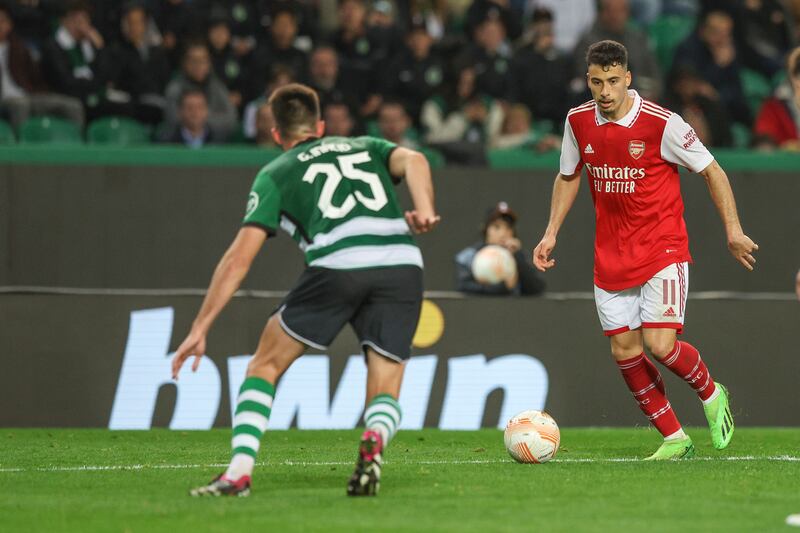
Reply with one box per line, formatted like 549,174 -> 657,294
275,265 -> 423,362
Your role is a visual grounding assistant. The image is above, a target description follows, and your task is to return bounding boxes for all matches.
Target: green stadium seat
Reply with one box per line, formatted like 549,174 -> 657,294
0,119 -> 16,143
648,15 -> 695,72
731,122 -> 752,149
740,68 -> 773,116
20,116 -> 82,144
87,116 -> 151,145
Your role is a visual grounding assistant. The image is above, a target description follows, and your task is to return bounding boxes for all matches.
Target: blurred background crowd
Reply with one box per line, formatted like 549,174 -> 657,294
1,0 -> 800,161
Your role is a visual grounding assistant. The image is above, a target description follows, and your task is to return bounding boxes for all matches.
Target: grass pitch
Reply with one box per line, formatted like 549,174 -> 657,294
1,428 -> 799,532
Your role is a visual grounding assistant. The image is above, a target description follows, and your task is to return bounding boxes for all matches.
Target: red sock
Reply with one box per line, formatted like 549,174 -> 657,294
616,354 -> 682,437
641,352 -> 666,395
659,341 -> 716,402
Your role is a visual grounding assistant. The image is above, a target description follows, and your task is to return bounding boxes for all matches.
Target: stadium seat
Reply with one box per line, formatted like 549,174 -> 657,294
19,116 -> 82,144
87,116 -> 151,145
731,122 -> 752,149
740,68 -> 773,116
648,15 -> 695,71
0,119 -> 15,143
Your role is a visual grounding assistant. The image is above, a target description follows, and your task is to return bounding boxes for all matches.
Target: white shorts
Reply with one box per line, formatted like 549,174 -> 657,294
594,262 -> 689,337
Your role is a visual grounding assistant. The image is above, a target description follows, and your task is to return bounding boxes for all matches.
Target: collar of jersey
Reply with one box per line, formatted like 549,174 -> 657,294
594,90 -> 642,128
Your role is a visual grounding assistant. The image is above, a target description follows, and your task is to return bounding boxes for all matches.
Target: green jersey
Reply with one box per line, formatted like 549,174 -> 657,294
242,135 -> 422,270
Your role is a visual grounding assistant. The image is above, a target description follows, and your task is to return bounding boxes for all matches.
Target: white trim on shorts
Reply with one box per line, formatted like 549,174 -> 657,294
594,262 -> 689,336
277,307 -> 327,350
362,340 -> 404,363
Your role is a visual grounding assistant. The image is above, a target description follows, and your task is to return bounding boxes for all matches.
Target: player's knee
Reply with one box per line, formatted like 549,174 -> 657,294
648,340 -> 676,360
246,352 -> 282,382
610,344 -> 641,361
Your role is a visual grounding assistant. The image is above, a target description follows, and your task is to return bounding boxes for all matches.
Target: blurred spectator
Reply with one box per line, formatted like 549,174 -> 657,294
524,0 -> 597,53
223,0 -> 259,59
253,101 -> 278,148
730,0 -> 795,78
323,101 -> 357,137
153,0 -> 205,67
510,8 -> 571,124
107,3 -> 171,125
0,4 -> 84,129
259,0 -> 319,45
665,65 -> 733,147
753,46 -> 800,150
572,0 -> 662,101
490,103 -> 560,150
207,10 -> 247,111
454,201 -> 545,296
408,0 -> 451,42
242,64 -> 294,140
465,0 -> 522,42
164,41 -> 237,140
382,17 -> 446,124
673,9 -> 752,126
628,0 -> 663,25
331,0 -> 391,117
41,0 -> 113,121
455,14 -> 512,101
367,0 -> 404,60
159,88 -> 219,147
247,5 -> 307,102
307,44 -> 360,111
421,66 -> 504,146
377,99 -> 419,148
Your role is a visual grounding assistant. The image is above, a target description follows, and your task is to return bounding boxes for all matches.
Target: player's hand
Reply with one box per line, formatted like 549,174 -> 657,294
171,328 -> 207,380
533,235 -> 556,272
405,210 -> 441,234
727,233 -> 758,271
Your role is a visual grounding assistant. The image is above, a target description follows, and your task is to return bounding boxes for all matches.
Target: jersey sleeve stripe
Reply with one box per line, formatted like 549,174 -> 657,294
568,105 -> 595,117
243,221 -> 277,236
642,104 -> 672,120
641,108 -> 671,121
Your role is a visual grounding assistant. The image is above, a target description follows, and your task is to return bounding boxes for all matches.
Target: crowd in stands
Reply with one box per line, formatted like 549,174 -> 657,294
1,0 -> 799,159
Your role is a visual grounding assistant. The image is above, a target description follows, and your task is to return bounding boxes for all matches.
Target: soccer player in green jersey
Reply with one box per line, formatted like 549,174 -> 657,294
171,83 -> 440,497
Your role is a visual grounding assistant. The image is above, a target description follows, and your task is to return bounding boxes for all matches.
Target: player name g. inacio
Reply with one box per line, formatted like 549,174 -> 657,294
586,162 -> 645,194
297,142 -> 353,161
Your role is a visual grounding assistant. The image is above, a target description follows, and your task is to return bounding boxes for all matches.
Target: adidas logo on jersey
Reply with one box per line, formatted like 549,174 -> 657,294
584,144 -> 594,154
663,307 -> 676,318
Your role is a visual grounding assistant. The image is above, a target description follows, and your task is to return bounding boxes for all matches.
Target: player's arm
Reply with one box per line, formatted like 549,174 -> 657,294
698,160 -> 758,271
171,227 -> 267,379
533,117 -> 582,272
389,147 -> 441,234
533,172 -> 581,271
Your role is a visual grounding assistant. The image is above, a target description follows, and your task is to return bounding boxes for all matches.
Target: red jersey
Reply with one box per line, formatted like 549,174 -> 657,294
560,90 -> 714,291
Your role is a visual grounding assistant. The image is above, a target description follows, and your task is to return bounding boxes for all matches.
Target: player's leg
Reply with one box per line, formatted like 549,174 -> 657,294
192,268 -> 356,496
595,284 -> 692,459
347,350 -> 405,496
641,262 -> 733,449
190,316 -> 305,497
347,266 -> 422,496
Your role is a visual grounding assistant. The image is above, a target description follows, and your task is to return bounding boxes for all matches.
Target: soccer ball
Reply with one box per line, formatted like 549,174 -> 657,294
471,245 -> 517,285
504,410 -> 560,464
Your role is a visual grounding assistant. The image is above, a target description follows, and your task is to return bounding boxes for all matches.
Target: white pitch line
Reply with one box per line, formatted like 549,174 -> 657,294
1,455 -> 799,473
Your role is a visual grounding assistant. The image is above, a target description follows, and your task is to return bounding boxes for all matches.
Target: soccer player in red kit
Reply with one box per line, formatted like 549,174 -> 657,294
533,40 -> 759,460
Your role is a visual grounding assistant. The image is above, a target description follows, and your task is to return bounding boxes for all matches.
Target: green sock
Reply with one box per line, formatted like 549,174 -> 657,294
225,376 -> 275,479
364,394 -> 402,447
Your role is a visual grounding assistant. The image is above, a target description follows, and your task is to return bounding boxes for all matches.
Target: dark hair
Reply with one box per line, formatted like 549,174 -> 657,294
586,40 -> 628,70
62,0 -> 91,17
268,83 -> 320,137
182,40 -> 209,58
179,88 -> 206,106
